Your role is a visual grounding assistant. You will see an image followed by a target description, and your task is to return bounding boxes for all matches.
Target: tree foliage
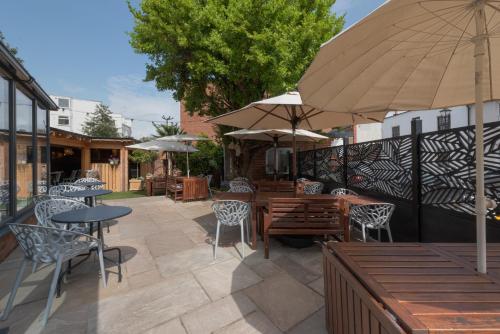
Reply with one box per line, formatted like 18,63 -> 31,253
129,0 -> 344,121
0,31 -> 22,63
153,115 -> 185,137
82,104 -> 119,138
174,140 -> 223,177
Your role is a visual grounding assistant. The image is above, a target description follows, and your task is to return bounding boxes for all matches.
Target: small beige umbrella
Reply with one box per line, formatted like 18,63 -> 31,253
299,0 -> 500,273
225,129 -> 328,179
208,92 -> 379,179
157,134 -> 210,177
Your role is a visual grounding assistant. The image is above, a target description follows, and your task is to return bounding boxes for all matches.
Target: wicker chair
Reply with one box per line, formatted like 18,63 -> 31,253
212,200 -> 250,259
1,224 -> 106,327
349,203 -> 395,242
330,188 -> 358,196
303,181 -> 324,194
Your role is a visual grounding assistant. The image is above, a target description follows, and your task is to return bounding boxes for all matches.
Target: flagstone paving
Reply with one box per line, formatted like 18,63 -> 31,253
0,196 -> 328,334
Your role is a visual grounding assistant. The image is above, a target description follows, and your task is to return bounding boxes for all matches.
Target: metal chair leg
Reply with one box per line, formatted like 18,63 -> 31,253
240,220 -> 245,259
214,221 -> 221,260
97,244 -> 107,288
361,224 -> 367,242
378,228 -> 382,242
1,259 -> 27,321
386,224 -> 393,242
43,256 -> 63,327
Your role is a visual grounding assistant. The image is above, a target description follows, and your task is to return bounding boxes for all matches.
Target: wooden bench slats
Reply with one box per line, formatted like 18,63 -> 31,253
352,256 -> 450,262
381,282 -> 498,293
403,302 -> 500,315
372,275 -> 489,283
357,261 -> 461,268
364,267 -> 473,275
394,292 -> 500,302
417,314 -> 500,331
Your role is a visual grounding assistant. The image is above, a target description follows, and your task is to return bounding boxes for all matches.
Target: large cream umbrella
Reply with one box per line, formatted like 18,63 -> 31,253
157,134 -> 210,177
225,129 -> 328,179
208,92 -> 381,179
299,0 -> 499,273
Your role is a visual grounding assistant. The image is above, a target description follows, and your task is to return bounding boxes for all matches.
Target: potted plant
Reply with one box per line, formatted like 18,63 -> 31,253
128,149 -> 158,191
129,176 -> 144,191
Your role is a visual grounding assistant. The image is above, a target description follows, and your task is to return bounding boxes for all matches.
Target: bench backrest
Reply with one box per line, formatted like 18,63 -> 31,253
266,198 -> 340,231
256,181 -> 295,193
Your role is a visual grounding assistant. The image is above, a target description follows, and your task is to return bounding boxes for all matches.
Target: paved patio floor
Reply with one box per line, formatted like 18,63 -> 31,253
0,196 -> 328,334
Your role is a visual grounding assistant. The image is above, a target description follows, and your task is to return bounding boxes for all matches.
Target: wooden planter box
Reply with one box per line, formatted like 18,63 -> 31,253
129,179 -> 143,191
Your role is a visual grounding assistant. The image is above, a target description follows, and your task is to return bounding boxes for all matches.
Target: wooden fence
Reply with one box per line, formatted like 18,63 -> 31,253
91,163 -> 123,192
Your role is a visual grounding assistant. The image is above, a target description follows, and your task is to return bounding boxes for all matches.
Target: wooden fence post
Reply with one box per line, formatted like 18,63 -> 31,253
411,118 -> 423,242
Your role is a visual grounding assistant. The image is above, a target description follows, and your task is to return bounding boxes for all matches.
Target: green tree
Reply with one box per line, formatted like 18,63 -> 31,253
82,104 -> 119,138
153,115 -> 185,137
174,140 -> 223,177
129,149 -> 158,178
0,31 -> 22,63
128,0 -> 344,122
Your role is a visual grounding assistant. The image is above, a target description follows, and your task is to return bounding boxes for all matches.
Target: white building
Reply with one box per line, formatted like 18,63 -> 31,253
382,101 -> 500,138
50,95 -> 133,137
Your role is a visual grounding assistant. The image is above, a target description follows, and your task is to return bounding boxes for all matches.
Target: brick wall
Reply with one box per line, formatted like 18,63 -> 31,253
180,102 -> 217,138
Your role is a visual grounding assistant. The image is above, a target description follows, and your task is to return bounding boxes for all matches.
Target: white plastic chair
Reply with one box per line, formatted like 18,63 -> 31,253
211,200 -> 250,259
349,203 -> 395,242
330,188 -> 358,196
1,224 -> 106,327
303,182 -> 324,194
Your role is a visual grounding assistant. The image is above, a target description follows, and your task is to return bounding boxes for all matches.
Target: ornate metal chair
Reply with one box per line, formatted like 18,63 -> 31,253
349,203 -> 395,242
330,188 -> 358,196
33,194 -> 69,205
229,181 -> 254,193
303,181 -> 324,194
86,170 -> 99,179
62,169 -> 79,183
211,200 -> 251,259
48,184 -> 85,198
74,177 -> 103,190
37,181 -> 48,195
1,224 -> 106,327
233,177 -> 249,182
297,177 -> 309,182
35,198 -> 90,233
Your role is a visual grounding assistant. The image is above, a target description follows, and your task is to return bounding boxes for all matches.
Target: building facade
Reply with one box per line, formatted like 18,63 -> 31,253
382,101 -> 500,138
179,102 -> 217,138
50,95 -> 133,137
0,41 -> 58,260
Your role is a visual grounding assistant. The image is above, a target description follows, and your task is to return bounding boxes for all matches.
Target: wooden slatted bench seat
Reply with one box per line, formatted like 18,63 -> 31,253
263,198 -> 345,258
166,175 -> 183,202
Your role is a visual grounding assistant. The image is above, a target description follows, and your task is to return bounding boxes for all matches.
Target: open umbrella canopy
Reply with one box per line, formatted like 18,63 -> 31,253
298,0 -> 500,274
207,92 -> 384,130
225,129 -> 328,142
157,134 -> 210,142
126,140 -> 198,153
299,0 -> 500,113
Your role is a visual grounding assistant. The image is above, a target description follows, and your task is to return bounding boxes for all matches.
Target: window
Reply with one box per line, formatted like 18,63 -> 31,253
37,105 -> 48,194
58,115 -> 69,126
392,126 -> 400,137
16,89 -> 34,210
0,77 -> 10,221
437,109 -> 451,131
265,147 -> 292,175
57,98 -> 70,109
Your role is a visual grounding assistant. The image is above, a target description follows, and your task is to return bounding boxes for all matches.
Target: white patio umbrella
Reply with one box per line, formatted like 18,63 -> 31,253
157,134 -> 210,177
225,129 -> 328,179
207,92 -> 378,179
298,0 -> 500,273
126,140 -> 198,177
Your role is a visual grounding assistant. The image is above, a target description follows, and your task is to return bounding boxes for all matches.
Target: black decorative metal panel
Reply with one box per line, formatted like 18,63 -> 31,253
420,121 -> 500,219
347,137 -> 413,199
316,146 -> 345,185
298,150 -> 315,179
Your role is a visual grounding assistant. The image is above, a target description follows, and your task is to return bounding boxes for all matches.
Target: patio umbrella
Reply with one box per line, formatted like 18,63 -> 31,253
298,0 -> 500,273
157,134 -> 210,177
225,129 -> 328,179
207,92 -> 379,180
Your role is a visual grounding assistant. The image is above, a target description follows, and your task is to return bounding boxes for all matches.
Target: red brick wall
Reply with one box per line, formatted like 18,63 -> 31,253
180,102 -> 217,138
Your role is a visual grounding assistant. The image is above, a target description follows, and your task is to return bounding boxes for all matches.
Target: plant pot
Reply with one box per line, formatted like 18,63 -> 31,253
129,179 -> 143,191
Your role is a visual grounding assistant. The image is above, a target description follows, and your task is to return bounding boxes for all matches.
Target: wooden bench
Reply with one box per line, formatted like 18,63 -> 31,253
166,175 -> 183,202
254,180 -> 295,193
146,176 -> 166,196
263,198 -> 345,258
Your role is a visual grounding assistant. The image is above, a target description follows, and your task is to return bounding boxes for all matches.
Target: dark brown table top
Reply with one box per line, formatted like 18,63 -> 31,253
328,242 -> 500,333
213,191 -> 338,206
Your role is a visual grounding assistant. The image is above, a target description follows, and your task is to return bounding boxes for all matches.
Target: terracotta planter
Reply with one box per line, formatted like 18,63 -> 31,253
129,179 -> 143,191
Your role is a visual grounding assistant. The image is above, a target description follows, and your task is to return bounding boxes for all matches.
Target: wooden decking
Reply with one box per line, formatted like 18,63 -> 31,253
324,242 -> 500,333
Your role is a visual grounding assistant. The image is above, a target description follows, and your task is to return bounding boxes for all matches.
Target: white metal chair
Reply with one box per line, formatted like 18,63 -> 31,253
303,181 -> 324,194
1,224 -> 106,327
233,177 -> 249,182
33,194 -> 69,205
211,200 -> 250,259
297,177 -> 309,182
86,170 -> 99,179
74,177 -> 103,190
349,203 -> 395,242
62,170 -> 79,183
229,180 -> 254,193
330,188 -> 358,196
35,198 -> 90,233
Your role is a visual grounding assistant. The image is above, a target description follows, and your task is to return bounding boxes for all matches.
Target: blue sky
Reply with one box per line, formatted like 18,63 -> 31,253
0,0 -> 384,138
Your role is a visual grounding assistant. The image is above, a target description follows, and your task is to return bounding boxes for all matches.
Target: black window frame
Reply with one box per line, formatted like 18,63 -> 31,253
392,126 -> 400,138
58,115 -> 70,126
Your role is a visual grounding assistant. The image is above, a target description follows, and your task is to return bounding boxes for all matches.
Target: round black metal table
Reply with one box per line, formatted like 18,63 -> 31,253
52,206 -> 132,294
62,189 -> 112,207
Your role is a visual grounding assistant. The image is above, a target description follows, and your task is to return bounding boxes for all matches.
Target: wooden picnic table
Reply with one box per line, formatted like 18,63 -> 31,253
214,191 -> 349,249
323,242 -> 500,334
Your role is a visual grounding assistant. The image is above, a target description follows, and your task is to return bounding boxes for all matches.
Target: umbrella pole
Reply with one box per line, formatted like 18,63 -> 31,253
474,3 -> 487,274
291,107 -> 297,182
274,137 -> 279,181
186,142 -> 190,178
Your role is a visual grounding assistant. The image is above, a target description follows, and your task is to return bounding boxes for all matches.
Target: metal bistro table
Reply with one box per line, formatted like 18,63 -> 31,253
63,188 -> 112,207
51,206 -> 132,294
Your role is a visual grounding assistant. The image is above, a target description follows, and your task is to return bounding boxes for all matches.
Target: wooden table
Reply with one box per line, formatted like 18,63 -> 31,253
214,191 -> 338,249
323,242 -> 500,333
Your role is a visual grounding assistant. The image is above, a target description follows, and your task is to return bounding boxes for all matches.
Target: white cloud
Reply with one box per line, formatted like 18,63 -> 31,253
106,74 -> 179,139
332,0 -> 352,14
